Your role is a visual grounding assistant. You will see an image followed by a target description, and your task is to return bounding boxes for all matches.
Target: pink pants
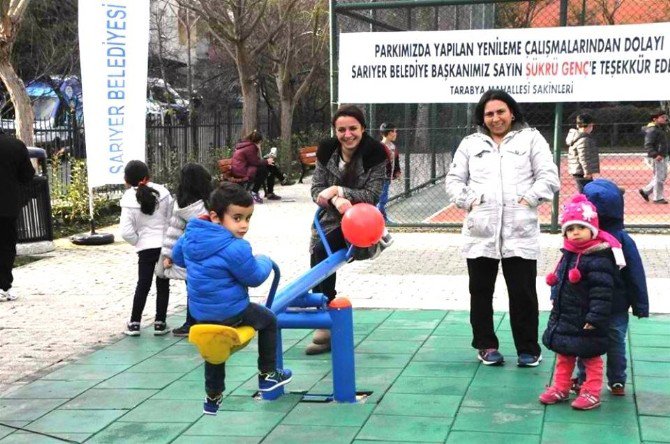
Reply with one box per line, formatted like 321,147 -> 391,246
553,354 -> 603,394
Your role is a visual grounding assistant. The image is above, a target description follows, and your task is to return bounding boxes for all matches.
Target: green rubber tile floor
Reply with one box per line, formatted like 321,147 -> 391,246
1,311 -> 669,443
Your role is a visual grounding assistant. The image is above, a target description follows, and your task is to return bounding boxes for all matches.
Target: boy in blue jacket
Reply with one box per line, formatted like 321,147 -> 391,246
576,179 -> 650,396
172,183 -> 292,415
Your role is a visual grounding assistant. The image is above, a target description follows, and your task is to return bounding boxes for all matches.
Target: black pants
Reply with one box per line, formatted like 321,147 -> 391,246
573,174 -> 592,193
252,164 -> 285,194
130,248 -> 170,323
310,227 -> 347,302
0,217 -> 18,291
203,303 -> 277,396
467,256 -> 540,356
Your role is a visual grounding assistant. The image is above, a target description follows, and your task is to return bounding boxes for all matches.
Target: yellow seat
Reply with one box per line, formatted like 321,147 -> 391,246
188,324 -> 256,365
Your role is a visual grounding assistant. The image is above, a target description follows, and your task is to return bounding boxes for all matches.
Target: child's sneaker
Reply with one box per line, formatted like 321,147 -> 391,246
124,322 -> 141,336
477,348 -> 504,366
154,321 -> 170,336
203,394 -> 222,415
251,192 -> 263,204
570,377 -> 583,394
258,369 -> 293,392
172,324 -> 190,337
571,391 -> 601,410
607,382 -> 625,396
265,193 -> 281,200
539,386 -> 570,405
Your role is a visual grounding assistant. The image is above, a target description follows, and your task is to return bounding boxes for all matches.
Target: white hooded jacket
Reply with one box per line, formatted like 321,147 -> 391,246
120,182 -> 172,252
445,124 -> 560,260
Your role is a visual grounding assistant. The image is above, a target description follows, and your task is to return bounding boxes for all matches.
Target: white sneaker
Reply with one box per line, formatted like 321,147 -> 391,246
5,289 -> 18,301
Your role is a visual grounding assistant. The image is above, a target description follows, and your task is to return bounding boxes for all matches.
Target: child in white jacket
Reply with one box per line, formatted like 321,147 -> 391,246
120,160 -> 173,336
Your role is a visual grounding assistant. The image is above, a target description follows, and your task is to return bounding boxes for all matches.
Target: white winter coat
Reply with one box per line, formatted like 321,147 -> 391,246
120,182 -> 172,252
445,124 -> 560,260
154,199 -> 208,280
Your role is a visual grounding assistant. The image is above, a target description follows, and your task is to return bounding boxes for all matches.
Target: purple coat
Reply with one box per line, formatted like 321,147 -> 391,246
231,140 -> 266,181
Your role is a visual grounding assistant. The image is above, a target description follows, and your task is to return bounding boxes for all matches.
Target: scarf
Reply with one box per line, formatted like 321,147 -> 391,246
546,230 -> 626,286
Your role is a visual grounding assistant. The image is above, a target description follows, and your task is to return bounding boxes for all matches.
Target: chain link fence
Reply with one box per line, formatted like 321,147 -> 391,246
334,0 -> 670,229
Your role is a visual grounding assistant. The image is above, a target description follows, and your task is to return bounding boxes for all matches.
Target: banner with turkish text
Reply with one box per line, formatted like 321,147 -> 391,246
79,0 -> 150,187
338,22 -> 670,103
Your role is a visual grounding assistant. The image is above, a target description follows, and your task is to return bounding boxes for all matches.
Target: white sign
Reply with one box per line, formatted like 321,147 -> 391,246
79,0 -> 150,187
338,22 -> 670,104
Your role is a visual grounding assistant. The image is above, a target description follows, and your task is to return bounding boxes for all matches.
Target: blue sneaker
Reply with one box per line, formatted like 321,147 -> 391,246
517,353 -> 543,367
477,349 -> 504,366
258,369 -> 293,392
203,395 -> 222,415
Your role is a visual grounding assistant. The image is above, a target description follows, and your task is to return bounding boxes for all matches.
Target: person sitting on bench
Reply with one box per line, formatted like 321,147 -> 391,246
231,130 -> 285,203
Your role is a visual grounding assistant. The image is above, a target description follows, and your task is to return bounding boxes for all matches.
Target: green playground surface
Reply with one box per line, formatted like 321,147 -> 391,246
1,310 -> 669,443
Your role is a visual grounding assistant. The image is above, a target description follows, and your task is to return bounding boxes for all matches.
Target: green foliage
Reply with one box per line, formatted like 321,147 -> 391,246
49,158 -> 119,227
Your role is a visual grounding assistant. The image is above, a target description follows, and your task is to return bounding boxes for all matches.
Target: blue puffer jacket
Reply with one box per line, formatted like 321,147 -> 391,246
543,248 -> 614,358
172,217 -> 272,322
583,179 -> 649,317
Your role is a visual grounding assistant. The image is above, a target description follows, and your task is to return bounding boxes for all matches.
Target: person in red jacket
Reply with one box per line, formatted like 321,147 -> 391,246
231,130 -> 284,203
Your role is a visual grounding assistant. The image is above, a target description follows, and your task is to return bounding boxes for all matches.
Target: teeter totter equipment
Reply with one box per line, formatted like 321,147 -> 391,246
189,208 -> 371,403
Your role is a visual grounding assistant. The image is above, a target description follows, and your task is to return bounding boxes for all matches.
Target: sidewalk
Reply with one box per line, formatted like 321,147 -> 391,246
1,179 -> 669,442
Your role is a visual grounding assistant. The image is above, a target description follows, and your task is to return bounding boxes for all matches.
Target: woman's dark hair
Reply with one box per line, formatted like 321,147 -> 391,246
208,182 -> 254,219
243,130 -> 263,144
331,105 -> 368,186
124,160 -> 159,215
332,105 -> 366,129
473,89 -> 525,127
177,163 -> 213,208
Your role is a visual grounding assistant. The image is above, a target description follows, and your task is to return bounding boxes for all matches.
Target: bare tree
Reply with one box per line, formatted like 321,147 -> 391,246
265,0 -> 327,157
596,0 -> 626,25
179,0 -> 299,136
496,0 -> 554,28
0,0 -> 34,145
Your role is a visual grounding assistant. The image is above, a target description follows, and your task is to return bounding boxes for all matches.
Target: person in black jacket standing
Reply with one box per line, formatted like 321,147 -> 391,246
0,132 -> 35,302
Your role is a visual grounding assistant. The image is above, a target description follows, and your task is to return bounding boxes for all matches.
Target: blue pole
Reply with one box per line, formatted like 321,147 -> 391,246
329,298 -> 356,403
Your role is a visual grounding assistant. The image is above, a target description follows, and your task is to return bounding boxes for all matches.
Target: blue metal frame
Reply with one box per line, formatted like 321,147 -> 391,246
260,209 -> 358,403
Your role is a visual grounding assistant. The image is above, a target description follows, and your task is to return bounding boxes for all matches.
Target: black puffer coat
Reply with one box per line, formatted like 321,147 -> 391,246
542,246 -> 614,358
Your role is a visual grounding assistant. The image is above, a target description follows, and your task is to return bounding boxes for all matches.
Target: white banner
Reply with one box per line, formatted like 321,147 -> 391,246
338,22 -> 670,104
79,0 -> 150,187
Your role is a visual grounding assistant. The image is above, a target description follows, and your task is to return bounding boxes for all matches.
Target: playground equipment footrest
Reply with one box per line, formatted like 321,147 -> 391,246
189,324 -> 256,365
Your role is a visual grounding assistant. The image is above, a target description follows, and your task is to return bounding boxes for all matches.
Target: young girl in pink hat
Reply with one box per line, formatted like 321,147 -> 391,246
539,194 -> 625,410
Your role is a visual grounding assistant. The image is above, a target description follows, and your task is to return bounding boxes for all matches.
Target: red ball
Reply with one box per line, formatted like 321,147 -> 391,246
341,203 -> 385,248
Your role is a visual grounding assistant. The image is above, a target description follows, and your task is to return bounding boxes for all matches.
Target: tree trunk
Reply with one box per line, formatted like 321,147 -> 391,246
0,52 -> 34,145
236,46 -> 258,137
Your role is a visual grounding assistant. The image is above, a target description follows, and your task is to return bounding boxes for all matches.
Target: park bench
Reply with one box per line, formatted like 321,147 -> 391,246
298,145 -> 318,183
217,158 -> 248,186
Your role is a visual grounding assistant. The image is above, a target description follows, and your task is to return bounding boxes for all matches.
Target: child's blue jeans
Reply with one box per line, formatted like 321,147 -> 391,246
379,180 -> 390,220
577,311 -> 629,385
201,302 -> 277,396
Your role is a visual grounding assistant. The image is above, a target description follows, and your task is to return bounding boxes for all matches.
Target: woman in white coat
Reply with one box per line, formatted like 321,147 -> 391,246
445,89 -> 560,368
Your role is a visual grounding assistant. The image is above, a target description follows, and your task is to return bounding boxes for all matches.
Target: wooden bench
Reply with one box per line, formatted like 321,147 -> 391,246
298,145 -> 317,183
218,158 -> 248,186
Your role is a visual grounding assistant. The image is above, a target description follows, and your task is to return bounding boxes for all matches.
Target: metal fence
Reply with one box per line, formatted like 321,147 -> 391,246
333,0 -> 670,229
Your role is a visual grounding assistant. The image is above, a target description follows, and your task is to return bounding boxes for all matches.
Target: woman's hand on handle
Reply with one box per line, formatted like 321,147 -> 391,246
316,186 -> 339,207
332,196 -> 353,214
